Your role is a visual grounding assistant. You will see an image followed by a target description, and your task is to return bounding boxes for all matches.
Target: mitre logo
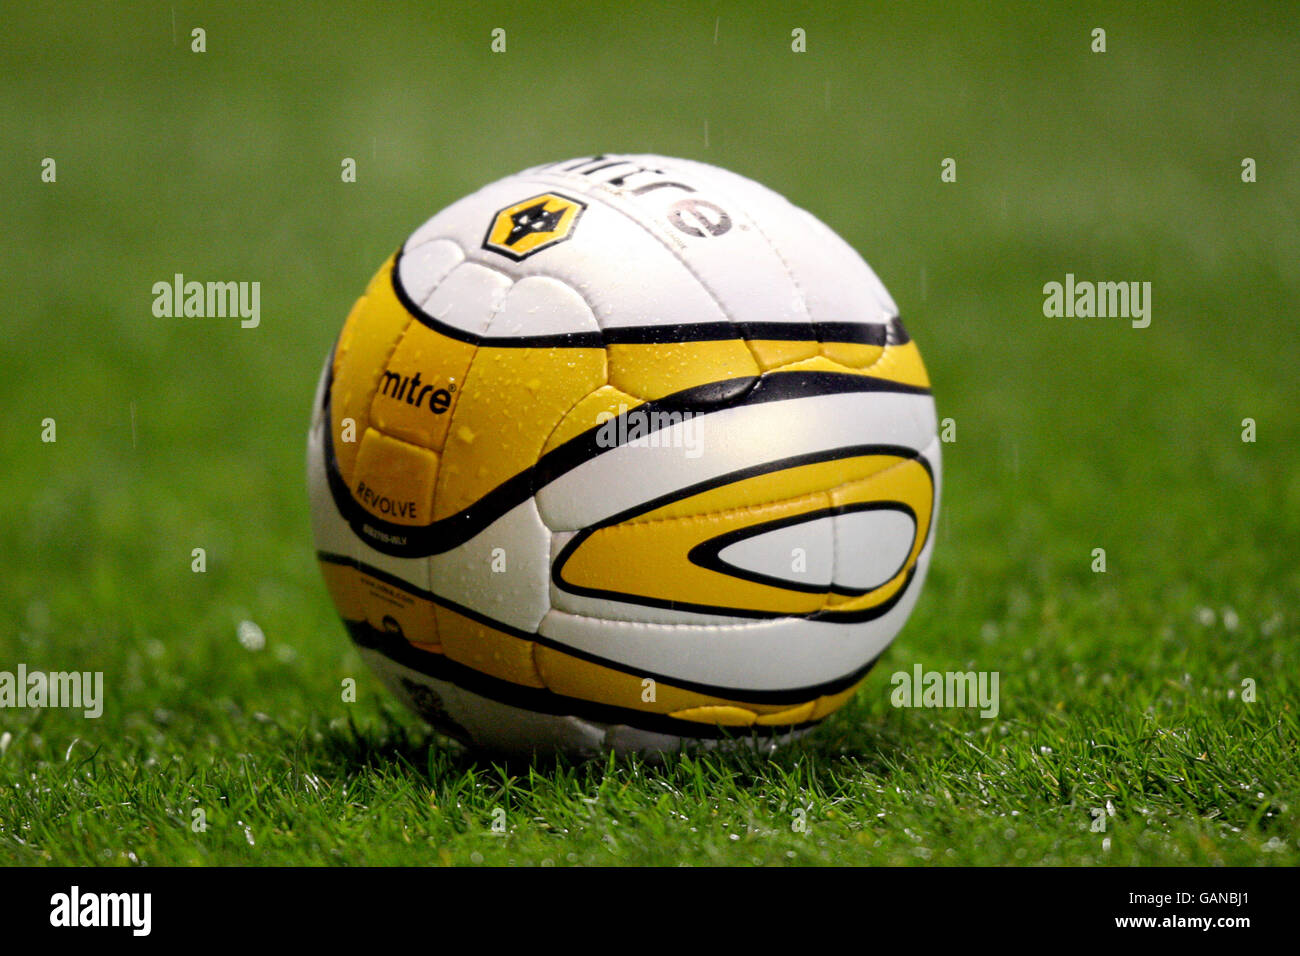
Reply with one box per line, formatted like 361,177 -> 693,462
482,192 -> 585,260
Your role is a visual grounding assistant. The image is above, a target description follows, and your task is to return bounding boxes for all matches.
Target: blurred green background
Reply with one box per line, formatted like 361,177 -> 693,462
0,0 -> 1296,865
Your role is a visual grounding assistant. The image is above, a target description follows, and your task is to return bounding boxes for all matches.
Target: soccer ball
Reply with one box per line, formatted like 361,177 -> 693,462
307,154 -> 940,756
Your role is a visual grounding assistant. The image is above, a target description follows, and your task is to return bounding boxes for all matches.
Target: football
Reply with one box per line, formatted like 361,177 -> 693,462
307,154 -> 940,755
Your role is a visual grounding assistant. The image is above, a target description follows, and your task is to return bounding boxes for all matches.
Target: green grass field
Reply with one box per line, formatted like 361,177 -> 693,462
1,1 -> 1296,866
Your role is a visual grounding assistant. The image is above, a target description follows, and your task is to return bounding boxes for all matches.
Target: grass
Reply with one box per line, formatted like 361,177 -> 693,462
0,0 -> 1297,866
5,692 -> 1296,866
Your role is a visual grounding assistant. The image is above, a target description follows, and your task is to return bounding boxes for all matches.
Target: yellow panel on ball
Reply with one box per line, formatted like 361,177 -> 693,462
542,384 -> 646,456
433,344 -> 606,520
317,559 -> 442,653
350,427 -> 440,527
606,338 -> 760,400
368,321 -> 476,453
331,256 -> 416,484
434,605 -> 545,688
